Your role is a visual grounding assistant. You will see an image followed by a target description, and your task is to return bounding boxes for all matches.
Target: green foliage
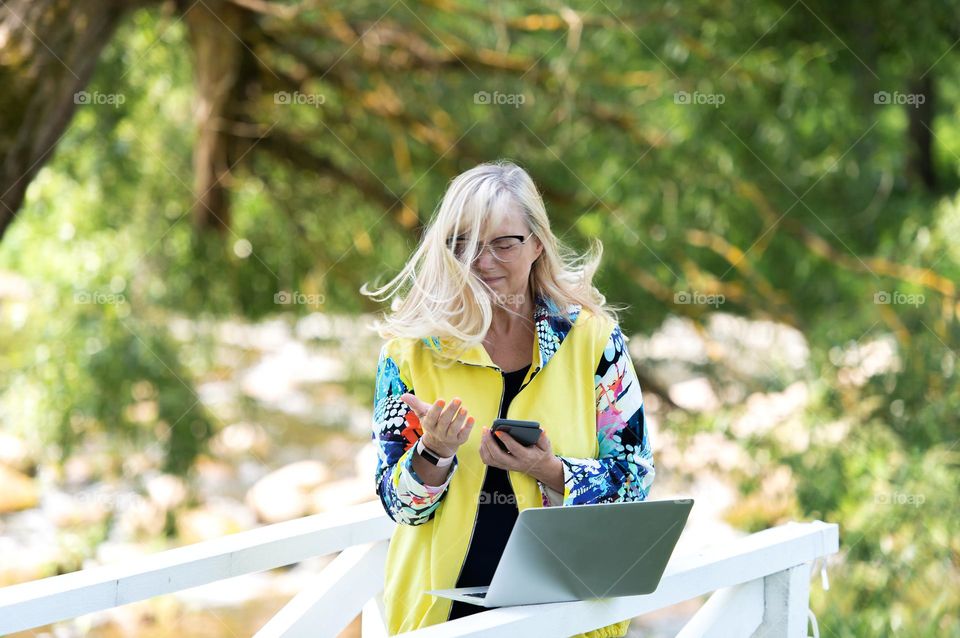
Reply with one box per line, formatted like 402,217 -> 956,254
0,1 -> 958,634
0,12 -> 213,474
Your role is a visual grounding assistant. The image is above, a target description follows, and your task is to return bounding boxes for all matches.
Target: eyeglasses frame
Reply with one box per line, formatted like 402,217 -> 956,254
448,232 -> 535,263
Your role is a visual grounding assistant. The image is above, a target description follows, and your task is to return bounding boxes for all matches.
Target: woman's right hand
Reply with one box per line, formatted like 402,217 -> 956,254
399,393 -> 475,457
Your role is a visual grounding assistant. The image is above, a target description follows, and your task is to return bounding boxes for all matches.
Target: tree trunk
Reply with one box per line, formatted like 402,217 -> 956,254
907,74 -> 937,193
184,0 -> 250,234
0,0 -> 130,239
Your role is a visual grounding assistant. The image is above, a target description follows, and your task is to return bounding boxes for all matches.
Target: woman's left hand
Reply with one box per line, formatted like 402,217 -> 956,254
479,427 -> 560,485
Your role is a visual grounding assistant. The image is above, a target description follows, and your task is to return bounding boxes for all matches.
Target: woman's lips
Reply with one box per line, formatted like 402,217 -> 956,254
481,277 -> 503,283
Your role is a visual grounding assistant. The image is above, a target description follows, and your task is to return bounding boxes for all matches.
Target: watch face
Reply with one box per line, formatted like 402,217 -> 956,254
418,438 -> 452,466
417,438 -> 439,464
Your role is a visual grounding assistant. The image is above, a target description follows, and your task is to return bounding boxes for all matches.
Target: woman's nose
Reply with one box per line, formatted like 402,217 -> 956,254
474,247 -> 498,269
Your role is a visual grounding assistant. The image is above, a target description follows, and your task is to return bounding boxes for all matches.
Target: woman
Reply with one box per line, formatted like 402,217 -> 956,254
361,160 -> 655,637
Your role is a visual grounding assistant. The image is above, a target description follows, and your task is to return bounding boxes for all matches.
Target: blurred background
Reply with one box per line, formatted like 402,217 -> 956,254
0,0 -> 958,636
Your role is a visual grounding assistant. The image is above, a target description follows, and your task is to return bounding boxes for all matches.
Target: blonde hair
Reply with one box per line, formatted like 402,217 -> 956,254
360,160 -> 623,358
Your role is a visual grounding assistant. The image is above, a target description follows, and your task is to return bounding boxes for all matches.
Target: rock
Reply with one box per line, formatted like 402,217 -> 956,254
121,451 -> 157,477
731,381 -> 810,439
668,376 -> 720,412
354,442 -> 378,481
93,540 -> 152,567
309,477 -> 376,514
0,537 -> 58,587
320,435 -> 359,468
44,489 -> 109,528
146,474 -> 188,511
0,432 -> 36,475
194,455 -> 243,499
63,451 -> 118,485
0,464 -> 39,513
210,421 -> 271,458
177,499 -> 255,544
245,460 -> 331,523
63,455 -> 96,485
115,494 -> 166,540
197,380 -> 240,408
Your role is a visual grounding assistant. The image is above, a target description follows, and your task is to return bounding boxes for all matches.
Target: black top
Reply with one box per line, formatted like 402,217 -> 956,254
448,363 -> 531,621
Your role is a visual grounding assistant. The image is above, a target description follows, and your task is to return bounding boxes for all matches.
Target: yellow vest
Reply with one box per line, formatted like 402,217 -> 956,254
381,304 -> 630,638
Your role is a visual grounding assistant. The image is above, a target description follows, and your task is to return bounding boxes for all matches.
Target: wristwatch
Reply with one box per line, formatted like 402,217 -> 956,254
415,437 -> 456,467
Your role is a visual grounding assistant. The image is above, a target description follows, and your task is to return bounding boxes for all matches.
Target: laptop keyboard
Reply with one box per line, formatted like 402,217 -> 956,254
464,592 -> 487,598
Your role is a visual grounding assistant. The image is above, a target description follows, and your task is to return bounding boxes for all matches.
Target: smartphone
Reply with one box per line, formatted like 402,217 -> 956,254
491,418 -> 542,453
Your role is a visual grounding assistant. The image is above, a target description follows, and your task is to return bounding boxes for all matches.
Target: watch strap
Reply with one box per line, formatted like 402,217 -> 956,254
416,437 -> 455,467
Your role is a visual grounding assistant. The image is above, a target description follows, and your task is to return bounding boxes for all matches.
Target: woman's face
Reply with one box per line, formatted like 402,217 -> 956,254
468,209 -> 543,303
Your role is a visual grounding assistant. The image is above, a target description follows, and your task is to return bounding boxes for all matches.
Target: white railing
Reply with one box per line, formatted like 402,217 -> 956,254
0,500 -> 839,637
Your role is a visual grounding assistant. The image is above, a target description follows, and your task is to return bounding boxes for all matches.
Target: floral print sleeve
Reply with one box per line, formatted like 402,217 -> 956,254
373,343 -> 458,525
539,324 -> 655,507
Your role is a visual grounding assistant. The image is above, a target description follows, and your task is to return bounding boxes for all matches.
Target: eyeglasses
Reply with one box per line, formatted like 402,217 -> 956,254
447,232 -> 534,263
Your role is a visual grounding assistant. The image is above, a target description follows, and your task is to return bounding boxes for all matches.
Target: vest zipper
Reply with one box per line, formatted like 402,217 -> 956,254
517,365 -> 541,394
444,359 -> 541,619
445,362 -> 503,620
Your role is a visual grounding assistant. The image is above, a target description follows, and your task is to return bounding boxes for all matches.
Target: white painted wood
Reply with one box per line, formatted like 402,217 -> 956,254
751,563 -> 811,638
0,511 -> 838,638
362,592 -> 390,638
255,540 -> 388,638
0,501 -> 394,634
392,521 -> 838,638
675,579 -> 764,638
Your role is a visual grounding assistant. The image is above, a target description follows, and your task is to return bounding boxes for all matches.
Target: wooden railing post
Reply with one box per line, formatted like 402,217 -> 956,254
751,562 -> 811,638
362,592 -> 390,638
253,540 -> 389,638
675,579 -> 764,637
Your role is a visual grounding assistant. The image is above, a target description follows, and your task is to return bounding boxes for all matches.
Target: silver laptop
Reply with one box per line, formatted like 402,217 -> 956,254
427,498 -> 693,608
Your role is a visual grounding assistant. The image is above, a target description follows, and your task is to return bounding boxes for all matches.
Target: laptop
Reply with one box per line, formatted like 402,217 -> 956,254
427,498 -> 693,608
